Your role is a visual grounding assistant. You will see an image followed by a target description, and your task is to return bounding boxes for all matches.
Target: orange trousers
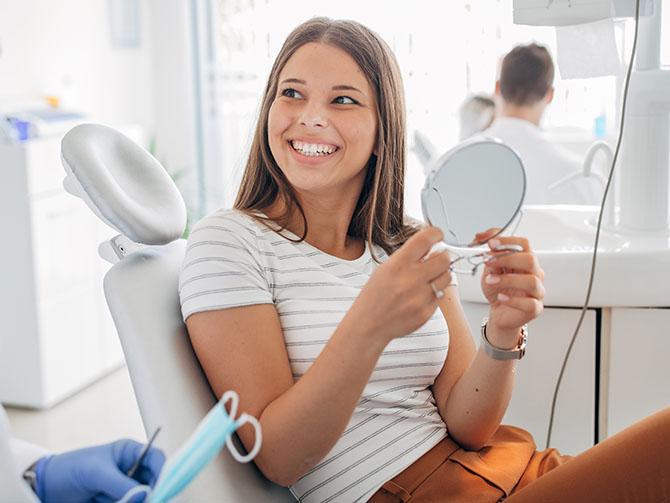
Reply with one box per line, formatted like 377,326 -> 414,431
369,407 -> 670,502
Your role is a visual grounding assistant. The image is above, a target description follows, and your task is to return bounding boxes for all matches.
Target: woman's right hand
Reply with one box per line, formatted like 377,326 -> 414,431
347,227 -> 453,344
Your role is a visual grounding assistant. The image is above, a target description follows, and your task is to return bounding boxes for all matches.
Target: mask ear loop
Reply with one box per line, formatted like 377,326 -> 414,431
218,390 -> 240,419
218,389 -> 263,463
225,413 -> 262,463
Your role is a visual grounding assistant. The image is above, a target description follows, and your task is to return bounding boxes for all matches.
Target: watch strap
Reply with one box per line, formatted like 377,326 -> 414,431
480,318 -> 527,360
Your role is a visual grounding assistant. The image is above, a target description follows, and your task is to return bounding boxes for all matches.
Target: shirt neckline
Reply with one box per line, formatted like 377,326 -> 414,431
248,210 -> 371,266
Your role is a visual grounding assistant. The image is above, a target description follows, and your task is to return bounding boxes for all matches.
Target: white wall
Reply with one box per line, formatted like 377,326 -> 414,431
0,0 -> 200,221
0,0 -> 155,134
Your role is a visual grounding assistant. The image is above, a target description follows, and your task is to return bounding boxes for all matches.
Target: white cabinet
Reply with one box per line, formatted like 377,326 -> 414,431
607,308 -> 670,437
461,302 -> 597,455
0,136 -> 123,408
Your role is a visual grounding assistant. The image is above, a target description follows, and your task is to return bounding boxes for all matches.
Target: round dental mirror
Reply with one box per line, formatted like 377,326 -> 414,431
421,138 -> 526,248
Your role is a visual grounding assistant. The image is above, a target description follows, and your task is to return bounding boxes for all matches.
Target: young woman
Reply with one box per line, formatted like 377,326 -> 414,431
179,18 -> 669,503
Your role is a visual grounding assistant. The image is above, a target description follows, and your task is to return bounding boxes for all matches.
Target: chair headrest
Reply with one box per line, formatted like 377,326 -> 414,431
61,123 -> 187,246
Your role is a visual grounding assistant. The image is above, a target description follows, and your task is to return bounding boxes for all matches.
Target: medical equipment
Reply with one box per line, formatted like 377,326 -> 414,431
516,0 -> 666,232
421,138 -> 526,274
127,427 -> 162,478
514,0 -> 646,447
118,391 -> 262,503
150,391 -> 260,502
60,124 -> 294,501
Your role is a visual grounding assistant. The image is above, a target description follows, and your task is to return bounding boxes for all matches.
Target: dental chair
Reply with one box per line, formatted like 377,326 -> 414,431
60,124 -> 294,502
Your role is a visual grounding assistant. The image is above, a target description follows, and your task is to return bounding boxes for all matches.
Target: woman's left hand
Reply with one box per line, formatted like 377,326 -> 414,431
480,236 -> 545,343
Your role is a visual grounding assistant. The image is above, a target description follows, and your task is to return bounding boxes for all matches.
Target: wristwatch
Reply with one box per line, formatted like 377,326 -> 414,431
480,317 -> 528,360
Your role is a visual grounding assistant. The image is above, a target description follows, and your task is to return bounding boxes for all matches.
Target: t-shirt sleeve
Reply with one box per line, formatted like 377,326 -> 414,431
179,215 -> 273,321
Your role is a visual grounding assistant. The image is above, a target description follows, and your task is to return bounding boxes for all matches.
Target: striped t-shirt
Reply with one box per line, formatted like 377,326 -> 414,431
179,209 -> 449,502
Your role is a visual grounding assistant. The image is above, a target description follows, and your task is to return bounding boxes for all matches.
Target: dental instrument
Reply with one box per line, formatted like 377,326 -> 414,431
127,426 -> 162,479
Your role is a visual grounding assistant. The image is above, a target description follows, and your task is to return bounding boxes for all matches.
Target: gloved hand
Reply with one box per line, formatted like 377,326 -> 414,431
34,438 -> 165,503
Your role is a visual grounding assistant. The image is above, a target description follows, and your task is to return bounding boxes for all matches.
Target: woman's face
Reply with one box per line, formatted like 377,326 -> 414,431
268,42 -> 378,201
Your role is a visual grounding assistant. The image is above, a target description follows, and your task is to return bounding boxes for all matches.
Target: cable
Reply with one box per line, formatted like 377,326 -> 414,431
545,0 -> 641,449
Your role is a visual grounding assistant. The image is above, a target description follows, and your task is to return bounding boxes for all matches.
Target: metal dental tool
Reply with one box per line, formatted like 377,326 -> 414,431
127,426 -> 162,479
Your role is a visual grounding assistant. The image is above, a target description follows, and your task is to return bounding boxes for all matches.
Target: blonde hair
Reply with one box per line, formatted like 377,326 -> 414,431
234,17 -> 418,257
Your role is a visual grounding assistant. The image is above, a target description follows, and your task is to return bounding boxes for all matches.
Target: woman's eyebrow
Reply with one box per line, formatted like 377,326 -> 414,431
279,78 -> 365,96
279,78 -> 306,86
332,84 -> 365,95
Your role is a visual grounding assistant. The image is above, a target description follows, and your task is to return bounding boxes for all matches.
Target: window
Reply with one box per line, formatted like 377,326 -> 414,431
201,0 -> 635,218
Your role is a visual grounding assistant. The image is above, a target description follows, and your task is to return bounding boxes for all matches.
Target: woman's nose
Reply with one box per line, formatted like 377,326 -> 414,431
299,103 -> 329,128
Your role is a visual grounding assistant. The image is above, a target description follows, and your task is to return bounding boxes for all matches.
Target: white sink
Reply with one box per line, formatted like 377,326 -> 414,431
458,205 -> 670,307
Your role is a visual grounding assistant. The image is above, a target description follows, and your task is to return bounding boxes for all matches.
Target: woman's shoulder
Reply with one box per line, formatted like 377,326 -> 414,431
184,208 -> 278,262
189,208 -> 270,242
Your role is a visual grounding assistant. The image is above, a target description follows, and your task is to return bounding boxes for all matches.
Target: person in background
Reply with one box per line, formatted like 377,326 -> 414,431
459,93 -> 495,140
1,404 -> 164,503
481,43 -> 601,205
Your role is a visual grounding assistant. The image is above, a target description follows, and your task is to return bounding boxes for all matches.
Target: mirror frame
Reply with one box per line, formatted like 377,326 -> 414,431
420,137 -> 527,248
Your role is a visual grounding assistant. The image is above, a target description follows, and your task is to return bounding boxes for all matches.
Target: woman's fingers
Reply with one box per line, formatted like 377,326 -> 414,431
496,295 -> 544,318
429,269 -> 455,293
421,249 -> 452,281
472,227 -> 501,245
484,272 -> 545,300
486,252 -> 543,279
488,235 -> 530,252
394,227 -> 444,263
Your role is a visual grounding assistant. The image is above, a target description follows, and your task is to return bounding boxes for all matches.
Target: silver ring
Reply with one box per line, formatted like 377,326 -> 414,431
430,282 -> 445,300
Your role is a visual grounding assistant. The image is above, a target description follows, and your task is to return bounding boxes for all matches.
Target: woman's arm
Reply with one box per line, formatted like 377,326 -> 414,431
187,227 -> 454,486
188,304 -> 386,486
432,237 -> 544,450
431,297 -> 519,450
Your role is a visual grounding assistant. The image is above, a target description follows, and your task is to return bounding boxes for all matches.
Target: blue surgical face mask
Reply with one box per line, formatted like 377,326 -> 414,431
147,390 -> 262,503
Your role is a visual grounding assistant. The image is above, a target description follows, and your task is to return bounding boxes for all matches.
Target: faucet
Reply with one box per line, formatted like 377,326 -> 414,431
583,141 -> 616,227
546,140 -> 615,226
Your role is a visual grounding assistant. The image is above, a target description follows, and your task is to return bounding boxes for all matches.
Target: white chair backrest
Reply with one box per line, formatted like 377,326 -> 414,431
61,124 -> 294,501
104,240 -> 293,501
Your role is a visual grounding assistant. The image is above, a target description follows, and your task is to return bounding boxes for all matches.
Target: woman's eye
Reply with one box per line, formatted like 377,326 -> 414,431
333,96 -> 357,105
281,88 -> 303,99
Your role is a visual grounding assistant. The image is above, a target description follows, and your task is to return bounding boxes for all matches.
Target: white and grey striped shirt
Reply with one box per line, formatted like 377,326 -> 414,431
179,209 -> 449,502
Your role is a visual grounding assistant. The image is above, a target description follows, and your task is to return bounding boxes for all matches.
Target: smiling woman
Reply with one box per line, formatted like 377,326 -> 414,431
233,18 -> 411,257
266,42 -> 378,230
179,15 -> 669,503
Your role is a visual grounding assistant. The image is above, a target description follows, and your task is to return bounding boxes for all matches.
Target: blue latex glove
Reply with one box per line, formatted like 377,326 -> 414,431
34,438 -> 165,503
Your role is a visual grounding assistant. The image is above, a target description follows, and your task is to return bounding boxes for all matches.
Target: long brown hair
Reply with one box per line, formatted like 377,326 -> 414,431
234,17 -> 418,257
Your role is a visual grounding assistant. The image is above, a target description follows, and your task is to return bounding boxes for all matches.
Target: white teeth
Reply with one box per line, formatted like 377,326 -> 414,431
291,140 -> 337,157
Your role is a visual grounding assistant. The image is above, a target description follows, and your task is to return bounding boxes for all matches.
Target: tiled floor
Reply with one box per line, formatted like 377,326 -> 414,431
5,366 -> 146,452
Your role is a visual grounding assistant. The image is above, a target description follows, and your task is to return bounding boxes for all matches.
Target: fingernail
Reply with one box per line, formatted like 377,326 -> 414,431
485,274 -> 501,285
490,239 -> 501,249
497,292 -> 510,302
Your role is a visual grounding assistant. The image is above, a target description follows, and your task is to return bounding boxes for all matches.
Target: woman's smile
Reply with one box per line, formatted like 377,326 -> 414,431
287,138 -> 341,165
